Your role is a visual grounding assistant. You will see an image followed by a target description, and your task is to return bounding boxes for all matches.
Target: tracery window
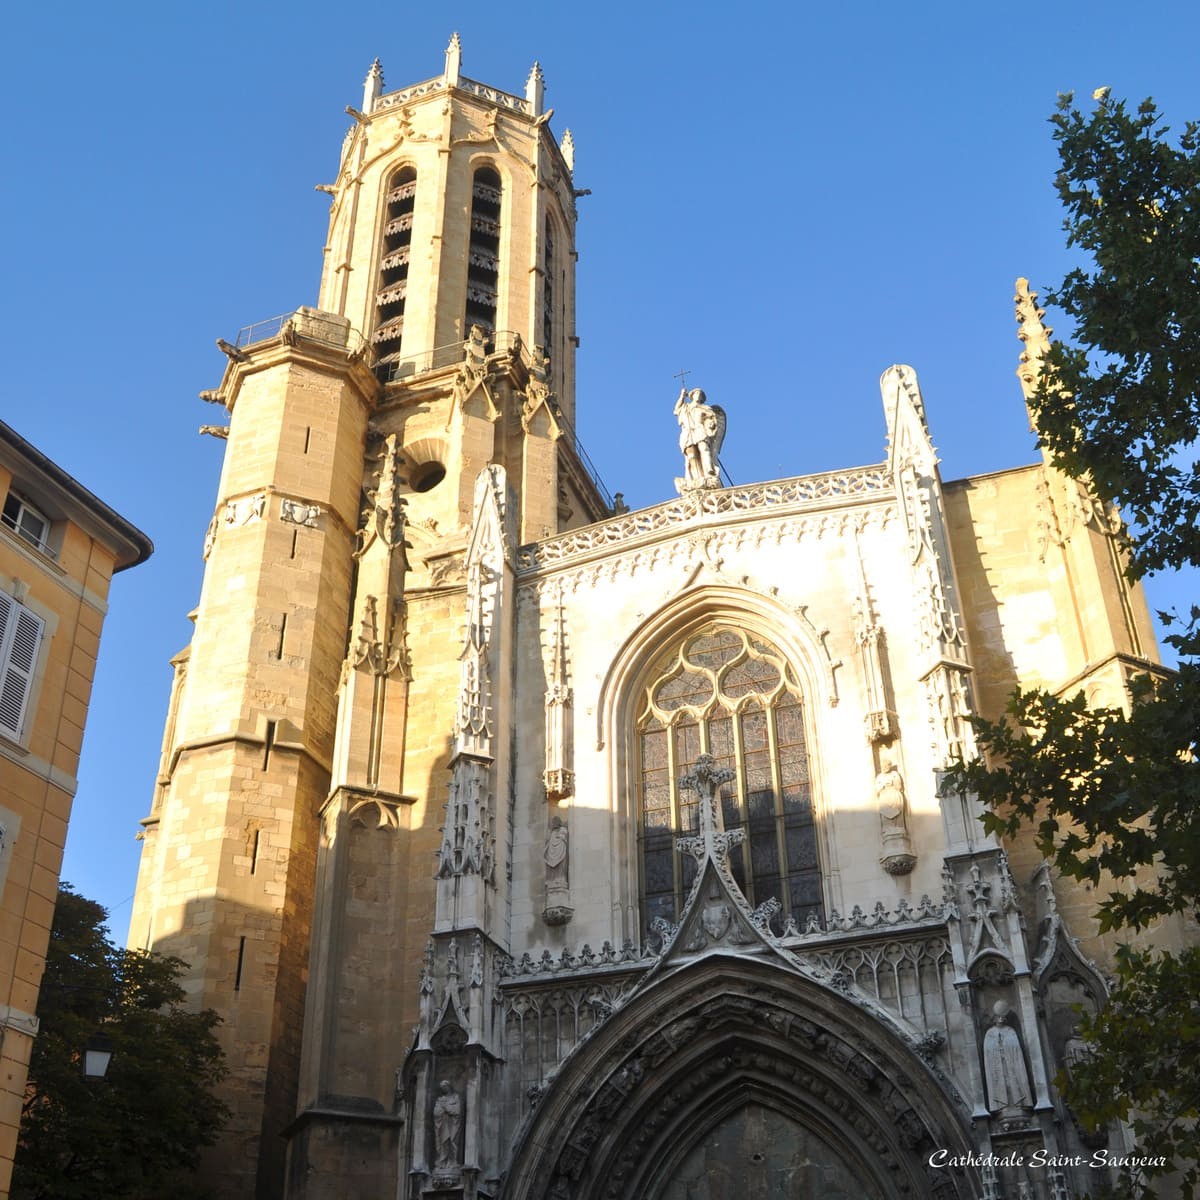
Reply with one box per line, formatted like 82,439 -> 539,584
637,624 -> 822,936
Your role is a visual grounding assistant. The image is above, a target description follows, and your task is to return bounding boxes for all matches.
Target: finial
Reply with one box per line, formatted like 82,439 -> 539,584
525,61 -> 545,115
363,58 -> 384,114
445,33 -> 462,85
561,128 -> 575,174
1014,277 -> 1053,428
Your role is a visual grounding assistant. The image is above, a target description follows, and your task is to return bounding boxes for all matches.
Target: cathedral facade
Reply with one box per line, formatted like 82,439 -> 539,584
129,38 -> 1173,1200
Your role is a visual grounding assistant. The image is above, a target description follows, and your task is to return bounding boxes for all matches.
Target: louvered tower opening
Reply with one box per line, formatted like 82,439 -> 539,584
465,167 -> 502,336
373,165 -> 417,375
542,214 -> 555,386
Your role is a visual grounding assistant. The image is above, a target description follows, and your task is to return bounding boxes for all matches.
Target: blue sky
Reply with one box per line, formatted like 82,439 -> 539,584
3,2 -> 1197,931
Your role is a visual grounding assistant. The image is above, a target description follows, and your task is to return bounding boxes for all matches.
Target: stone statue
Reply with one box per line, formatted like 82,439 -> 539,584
432,1080 -> 462,1171
875,748 -> 916,875
1063,1026 -> 1091,1079
544,816 -> 569,896
983,1001 -> 1032,1114
875,750 -> 906,827
463,324 -> 489,381
673,386 -> 726,493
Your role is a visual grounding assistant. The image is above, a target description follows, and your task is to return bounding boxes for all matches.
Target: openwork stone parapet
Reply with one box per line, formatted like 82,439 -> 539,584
517,466 -> 891,573
376,74 -> 532,115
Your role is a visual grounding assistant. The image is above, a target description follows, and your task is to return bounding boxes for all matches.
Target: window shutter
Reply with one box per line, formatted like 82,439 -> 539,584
0,594 -> 43,739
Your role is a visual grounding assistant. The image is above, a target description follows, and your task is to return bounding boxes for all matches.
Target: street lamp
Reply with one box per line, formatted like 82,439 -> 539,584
83,1031 -> 113,1081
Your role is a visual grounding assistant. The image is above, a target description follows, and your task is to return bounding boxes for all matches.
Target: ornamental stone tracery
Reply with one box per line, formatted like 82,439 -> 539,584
636,624 -> 822,938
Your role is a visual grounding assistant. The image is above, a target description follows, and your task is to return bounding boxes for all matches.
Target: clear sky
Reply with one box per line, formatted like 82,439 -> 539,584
3,2 -> 1197,933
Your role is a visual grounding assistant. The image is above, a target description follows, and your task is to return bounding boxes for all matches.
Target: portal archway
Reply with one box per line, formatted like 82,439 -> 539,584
502,954 -> 977,1200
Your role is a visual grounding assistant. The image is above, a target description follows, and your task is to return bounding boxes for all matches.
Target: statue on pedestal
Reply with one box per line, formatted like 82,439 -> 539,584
432,1080 -> 462,1173
673,386 -> 726,493
983,1001 -> 1033,1116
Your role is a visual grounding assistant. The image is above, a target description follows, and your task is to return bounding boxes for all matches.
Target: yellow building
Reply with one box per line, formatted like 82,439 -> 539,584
0,420 -> 151,1196
129,39 -> 1182,1200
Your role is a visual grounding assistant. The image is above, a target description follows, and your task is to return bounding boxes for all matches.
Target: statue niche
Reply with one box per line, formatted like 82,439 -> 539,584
982,1000 -> 1033,1121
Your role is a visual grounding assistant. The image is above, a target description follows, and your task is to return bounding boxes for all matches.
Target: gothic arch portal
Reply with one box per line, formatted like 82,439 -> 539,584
501,953 -> 977,1200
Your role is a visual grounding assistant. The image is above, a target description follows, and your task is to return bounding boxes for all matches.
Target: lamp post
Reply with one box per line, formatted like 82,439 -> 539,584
83,1031 -> 113,1081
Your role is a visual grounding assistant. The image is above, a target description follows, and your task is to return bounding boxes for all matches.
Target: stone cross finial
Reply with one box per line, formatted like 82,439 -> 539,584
675,755 -> 742,868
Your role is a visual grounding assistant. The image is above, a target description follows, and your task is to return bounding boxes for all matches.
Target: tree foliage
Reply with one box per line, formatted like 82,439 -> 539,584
12,885 -> 228,1200
1032,92 -> 1200,578
949,91 -> 1200,1200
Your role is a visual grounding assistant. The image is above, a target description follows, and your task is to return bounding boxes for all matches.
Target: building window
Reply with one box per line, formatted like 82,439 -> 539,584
465,167 -> 501,334
2,493 -> 51,557
637,624 -> 822,936
373,166 -> 417,373
0,591 -> 45,741
542,215 -> 555,379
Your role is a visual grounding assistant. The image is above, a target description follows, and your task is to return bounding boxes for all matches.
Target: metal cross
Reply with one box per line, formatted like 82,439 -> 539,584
673,366 -> 692,390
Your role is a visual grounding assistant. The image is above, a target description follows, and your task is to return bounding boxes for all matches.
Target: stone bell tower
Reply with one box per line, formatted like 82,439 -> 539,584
129,37 -> 608,1200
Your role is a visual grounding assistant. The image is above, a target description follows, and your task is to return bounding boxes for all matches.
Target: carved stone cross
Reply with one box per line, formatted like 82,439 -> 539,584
675,754 -> 743,868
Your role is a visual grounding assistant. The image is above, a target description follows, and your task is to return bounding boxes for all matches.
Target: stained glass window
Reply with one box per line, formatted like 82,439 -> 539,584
636,624 -> 822,936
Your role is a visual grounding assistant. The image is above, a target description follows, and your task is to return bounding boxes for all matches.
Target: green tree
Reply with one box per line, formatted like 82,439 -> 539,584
951,91 -> 1200,1200
12,885 -> 228,1200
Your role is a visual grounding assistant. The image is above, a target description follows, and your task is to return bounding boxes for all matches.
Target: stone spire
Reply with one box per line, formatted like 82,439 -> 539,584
444,32 -> 462,85
560,128 -> 575,174
1014,276 -> 1053,431
525,61 -> 545,115
362,58 -> 384,113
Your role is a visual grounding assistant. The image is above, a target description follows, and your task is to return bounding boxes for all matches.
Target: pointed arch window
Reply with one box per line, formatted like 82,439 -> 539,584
465,167 -> 502,334
637,624 -> 822,937
373,165 -> 417,373
542,214 -> 555,382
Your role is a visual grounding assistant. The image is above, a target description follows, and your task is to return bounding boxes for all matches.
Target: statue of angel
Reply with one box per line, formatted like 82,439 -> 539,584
673,386 -> 726,493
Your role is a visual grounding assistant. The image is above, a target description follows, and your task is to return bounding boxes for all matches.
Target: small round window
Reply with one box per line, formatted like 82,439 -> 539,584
409,461 -> 447,493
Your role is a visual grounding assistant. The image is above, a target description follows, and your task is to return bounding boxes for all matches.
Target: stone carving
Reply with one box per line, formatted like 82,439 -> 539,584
360,434 -> 407,554
527,979 -> 973,1200
781,894 -> 946,939
347,594 -> 411,679
966,862 -> 1009,961
675,755 -> 741,868
796,936 -> 953,1030
544,817 -> 568,887
202,514 -> 218,559
223,493 -> 266,527
542,816 -> 572,926
673,386 -> 726,493
280,498 -> 321,528
503,939 -> 642,978
451,324 -> 499,417
432,1080 -> 462,1172
983,1001 -> 1032,1117
543,586 -> 574,800
875,748 -> 917,875
1062,1026 -> 1090,1080
517,467 -> 889,570
522,344 -> 560,433
437,761 -> 496,882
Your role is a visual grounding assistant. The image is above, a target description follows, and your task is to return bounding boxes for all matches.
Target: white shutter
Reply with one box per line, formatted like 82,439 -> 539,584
0,594 -> 43,739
